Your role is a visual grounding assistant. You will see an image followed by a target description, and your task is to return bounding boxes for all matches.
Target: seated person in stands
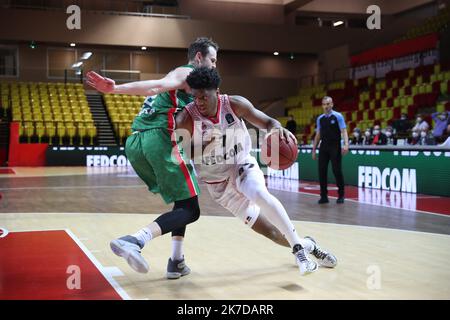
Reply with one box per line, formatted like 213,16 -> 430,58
350,128 -> 364,145
408,128 -> 420,145
431,111 -> 450,143
371,125 -> 387,145
285,114 -> 297,135
447,116 -> 450,137
412,114 -> 429,132
363,128 -> 372,145
384,126 -> 397,145
419,128 -> 436,145
392,113 -> 411,135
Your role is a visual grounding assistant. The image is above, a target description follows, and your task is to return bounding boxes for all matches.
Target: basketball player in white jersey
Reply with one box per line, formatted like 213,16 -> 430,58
174,67 -> 337,275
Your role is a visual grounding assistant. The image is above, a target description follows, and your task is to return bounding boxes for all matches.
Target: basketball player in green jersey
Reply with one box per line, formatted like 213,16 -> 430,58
86,38 -> 218,275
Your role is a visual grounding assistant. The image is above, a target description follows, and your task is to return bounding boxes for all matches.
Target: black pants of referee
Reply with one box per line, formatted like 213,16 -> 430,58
318,144 -> 345,198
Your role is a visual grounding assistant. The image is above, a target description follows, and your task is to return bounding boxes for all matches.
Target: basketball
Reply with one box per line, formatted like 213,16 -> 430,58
260,131 -> 298,170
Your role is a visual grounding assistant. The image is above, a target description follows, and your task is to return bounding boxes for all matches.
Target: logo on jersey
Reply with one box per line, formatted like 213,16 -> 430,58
138,98 -> 156,117
202,143 -> 244,165
225,113 -> 235,125
0,227 -> 9,238
245,216 -> 253,225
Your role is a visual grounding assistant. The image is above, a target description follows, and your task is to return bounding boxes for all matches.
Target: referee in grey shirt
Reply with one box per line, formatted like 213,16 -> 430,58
312,96 -> 349,204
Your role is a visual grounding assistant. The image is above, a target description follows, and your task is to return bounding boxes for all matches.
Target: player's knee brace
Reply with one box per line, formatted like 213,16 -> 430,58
174,196 -> 200,224
172,227 -> 186,237
155,196 -> 201,235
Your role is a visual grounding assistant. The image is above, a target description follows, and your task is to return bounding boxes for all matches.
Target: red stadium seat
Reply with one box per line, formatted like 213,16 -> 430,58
386,98 -> 394,108
404,86 -> 412,95
445,102 -> 450,111
432,81 -> 441,93
393,107 -> 402,119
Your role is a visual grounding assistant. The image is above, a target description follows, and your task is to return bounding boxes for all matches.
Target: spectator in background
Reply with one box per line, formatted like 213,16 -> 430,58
447,116 -> 450,135
412,114 -> 429,132
392,113 -> 411,135
431,111 -> 450,143
363,128 -> 372,145
408,128 -> 420,145
286,115 -> 297,135
371,125 -> 387,145
350,128 -> 363,145
420,129 -> 436,145
384,126 -> 396,145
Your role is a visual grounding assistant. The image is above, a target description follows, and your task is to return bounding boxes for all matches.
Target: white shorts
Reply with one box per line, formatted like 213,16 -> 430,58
205,155 -> 265,227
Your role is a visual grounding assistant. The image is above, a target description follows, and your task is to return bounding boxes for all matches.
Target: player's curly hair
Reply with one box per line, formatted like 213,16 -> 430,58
188,37 -> 219,61
186,67 -> 221,90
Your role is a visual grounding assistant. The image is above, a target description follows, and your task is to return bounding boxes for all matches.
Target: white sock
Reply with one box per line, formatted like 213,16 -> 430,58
171,239 -> 184,261
299,238 -> 315,253
239,173 -> 313,252
132,227 -> 153,246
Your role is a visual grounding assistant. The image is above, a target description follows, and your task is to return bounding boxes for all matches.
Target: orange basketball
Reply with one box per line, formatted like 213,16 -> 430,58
260,131 -> 298,170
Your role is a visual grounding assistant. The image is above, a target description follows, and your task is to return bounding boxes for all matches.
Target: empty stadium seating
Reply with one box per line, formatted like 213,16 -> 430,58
103,94 -> 146,144
398,6 -> 450,42
1,81 -> 97,145
281,63 -> 450,144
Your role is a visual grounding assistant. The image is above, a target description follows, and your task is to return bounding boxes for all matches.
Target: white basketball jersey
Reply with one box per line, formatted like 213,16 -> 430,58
185,94 -> 252,183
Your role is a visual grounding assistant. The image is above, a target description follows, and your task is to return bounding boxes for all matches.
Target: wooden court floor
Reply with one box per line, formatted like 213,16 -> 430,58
1,167 -> 450,300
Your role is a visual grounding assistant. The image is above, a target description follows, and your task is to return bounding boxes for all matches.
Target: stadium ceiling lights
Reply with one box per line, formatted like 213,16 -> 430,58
70,43 -> 76,47
333,20 -> 344,27
273,51 -> 279,56
80,52 -> 92,60
71,61 -> 83,68
141,46 -> 147,50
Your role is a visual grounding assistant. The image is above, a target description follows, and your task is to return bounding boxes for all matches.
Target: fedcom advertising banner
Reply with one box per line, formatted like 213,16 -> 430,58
297,148 -> 450,197
46,146 -> 131,166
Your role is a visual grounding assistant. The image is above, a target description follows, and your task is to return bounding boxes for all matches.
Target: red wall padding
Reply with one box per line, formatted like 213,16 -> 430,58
8,122 -> 48,166
350,33 -> 439,67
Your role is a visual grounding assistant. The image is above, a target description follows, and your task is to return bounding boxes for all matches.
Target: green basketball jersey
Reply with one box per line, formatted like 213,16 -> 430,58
131,64 -> 195,131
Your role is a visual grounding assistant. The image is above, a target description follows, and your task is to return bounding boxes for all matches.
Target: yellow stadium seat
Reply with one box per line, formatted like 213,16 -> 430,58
87,126 -> 97,145
77,124 -> 87,145
66,125 -> 77,145
18,122 -> 24,137
46,124 -> 56,145
13,112 -> 22,122
441,81 -> 449,94
23,123 -> 35,143
35,123 -> 45,143
57,124 -> 66,145
420,84 -> 427,94
118,124 -> 130,145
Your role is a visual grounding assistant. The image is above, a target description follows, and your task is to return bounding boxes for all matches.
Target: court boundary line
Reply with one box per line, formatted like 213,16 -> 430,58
1,183 -> 449,217
5,213 -> 450,238
266,183 -> 450,218
6,228 -> 131,300
293,190 -> 450,218
65,229 -> 131,300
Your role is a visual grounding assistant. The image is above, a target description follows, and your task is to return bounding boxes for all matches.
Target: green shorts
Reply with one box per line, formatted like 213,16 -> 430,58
125,129 -> 200,204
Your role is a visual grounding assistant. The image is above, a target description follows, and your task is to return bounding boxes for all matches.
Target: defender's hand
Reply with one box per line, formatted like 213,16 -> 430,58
86,71 -> 115,93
